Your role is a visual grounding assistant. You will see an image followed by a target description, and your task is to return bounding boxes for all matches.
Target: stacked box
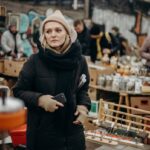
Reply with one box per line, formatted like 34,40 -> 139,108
130,96 -> 150,115
4,59 -> 26,77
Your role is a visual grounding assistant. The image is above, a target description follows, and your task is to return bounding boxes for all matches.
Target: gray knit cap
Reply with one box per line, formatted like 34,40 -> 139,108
40,10 -> 77,44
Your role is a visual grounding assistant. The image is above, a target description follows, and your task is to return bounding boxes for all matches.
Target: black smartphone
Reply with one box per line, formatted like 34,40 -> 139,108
53,93 -> 66,104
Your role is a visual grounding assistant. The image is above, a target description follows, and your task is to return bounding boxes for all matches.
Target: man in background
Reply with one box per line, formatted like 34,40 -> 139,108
74,19 -> 90,55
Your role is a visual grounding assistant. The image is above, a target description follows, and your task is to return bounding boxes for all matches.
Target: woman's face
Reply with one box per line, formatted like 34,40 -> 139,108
44,21 -> 67,50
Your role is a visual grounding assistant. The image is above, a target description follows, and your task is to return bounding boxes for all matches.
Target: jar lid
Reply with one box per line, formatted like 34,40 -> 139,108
0,97 -> 24,113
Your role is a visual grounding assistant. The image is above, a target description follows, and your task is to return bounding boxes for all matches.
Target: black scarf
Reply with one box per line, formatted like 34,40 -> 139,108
38,40 -> 82,96
38,41 -> 82,70
38,41 -> 82,132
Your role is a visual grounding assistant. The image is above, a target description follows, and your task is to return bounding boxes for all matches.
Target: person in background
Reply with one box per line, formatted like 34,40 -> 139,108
89,23 -> 119,62
13,10 -> 91,150
1,21 -> 24,58
111,26 -> 129,56
32,23 -> 40,45
100,32 -> 120,57
31,23 -> 40,53
140,36 -> 150,70
74,19 -> 90,56
89,22 -> 102,63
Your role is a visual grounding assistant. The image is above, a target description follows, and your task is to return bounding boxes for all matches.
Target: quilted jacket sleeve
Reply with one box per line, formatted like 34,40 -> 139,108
76,56 -> 91,111
13,55 -> 42,109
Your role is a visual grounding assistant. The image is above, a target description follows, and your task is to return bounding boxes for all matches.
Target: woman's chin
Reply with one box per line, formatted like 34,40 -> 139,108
51,45 -> 61,50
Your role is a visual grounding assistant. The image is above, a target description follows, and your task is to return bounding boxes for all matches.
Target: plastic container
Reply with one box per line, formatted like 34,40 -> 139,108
10,124 -> 26,147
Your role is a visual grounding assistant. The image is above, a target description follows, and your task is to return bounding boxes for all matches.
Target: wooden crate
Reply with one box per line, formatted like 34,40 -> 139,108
130,96 -> 150,115
144,115 -> 150,144
4,59 -> 26,77
144,116 -> 150,131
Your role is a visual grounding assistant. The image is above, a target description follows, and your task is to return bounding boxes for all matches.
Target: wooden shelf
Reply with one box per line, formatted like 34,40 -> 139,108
89,84 -> 150,96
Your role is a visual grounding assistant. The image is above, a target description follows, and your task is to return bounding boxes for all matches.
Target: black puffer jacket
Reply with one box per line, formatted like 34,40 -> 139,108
13,41 -> 91,150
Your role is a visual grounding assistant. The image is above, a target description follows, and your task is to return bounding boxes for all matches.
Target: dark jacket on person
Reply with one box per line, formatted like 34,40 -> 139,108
113,33 -> 127,56
90,23 -> 101,62
77,24 -> 90,55
100,32 -> 120,57
13,41 -> 91,150
140,36 -> 150,67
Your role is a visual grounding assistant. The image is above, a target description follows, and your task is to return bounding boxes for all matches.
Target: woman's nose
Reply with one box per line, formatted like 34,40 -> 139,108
51,31 -> 56,37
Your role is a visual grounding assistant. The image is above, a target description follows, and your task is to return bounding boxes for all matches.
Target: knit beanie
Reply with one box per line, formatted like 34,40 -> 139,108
8,20 -> 17,29
40,10 -> 77,45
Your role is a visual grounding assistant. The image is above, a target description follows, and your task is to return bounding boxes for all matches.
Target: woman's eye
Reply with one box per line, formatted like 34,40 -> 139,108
45,28 -> 62,34
56,29 -> 62,32
46,30 -> 52,34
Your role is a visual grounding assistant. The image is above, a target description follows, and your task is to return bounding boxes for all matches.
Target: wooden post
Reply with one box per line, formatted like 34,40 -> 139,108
72,0 -> 78,10
84,0 -> 89,19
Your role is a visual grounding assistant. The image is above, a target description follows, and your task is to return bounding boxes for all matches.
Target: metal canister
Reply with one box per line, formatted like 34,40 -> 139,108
97,75 -> 106,87
126,78 -> 135,91
105,75 -> 113,88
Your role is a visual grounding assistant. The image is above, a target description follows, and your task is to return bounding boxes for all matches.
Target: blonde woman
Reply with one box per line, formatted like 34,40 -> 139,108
13,10 -> 91,150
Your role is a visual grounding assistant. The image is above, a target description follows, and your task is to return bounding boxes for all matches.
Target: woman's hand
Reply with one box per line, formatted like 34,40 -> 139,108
38,95 -> 64,112
73,105 -> 88,125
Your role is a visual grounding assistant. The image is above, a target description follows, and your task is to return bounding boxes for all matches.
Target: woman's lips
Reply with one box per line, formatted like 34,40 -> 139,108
51,40 -> 58,42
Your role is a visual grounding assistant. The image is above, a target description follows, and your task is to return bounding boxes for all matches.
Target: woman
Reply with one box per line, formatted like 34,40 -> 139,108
1,21 -> 24,57
13,10 -> 91,150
